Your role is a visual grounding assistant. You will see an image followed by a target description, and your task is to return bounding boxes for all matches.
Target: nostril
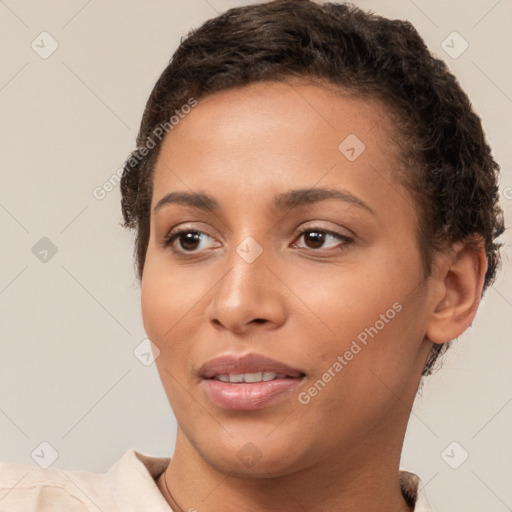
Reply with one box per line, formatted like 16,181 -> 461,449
252,318 -> 267,324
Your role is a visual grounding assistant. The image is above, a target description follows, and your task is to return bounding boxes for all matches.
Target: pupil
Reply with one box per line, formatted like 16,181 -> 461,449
181,232 -> 200,250
306,231 -> 324,249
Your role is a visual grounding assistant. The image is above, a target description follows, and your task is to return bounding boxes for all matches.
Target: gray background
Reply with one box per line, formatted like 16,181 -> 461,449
1,1 -> 511,511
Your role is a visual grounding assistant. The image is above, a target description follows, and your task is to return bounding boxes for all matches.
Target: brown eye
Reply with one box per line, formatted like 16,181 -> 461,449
293,228 -> 352,251
176,231 -> 202,251
164,229 -> 218,253
302,230 -> 326,249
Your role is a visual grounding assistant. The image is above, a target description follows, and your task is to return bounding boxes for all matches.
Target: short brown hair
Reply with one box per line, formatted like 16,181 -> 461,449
120,0 -> 505,375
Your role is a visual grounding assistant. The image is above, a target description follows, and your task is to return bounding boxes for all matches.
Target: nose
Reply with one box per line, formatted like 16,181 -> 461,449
206,246 -> 287,335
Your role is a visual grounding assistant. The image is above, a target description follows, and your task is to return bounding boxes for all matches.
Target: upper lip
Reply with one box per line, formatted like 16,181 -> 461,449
199,353 -> 305,379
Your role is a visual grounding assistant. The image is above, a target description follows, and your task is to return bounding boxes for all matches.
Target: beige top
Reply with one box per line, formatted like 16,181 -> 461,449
0,449 -> 433,511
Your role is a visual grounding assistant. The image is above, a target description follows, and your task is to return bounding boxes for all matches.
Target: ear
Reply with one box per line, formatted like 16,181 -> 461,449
426,239 -> 488,344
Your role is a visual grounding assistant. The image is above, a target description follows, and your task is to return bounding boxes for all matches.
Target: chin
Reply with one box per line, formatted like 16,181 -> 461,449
205,453 -> 301,479
193,435 -> 313,478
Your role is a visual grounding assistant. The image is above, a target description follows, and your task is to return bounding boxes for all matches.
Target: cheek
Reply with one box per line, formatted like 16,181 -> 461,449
286,254 -> 403,343
140,267 -> 168,344
140,254 -> 201,411
290,250 -> 427,395
140,250 -> 191,346
140,249 -> 217,366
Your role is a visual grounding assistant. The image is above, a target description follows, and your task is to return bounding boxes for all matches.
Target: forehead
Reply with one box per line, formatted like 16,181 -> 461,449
159,79 -> 393,154
151,79 -> 409,217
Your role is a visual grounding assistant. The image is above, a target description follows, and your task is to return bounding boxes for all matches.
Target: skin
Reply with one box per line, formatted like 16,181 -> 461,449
140,78 -> 487,511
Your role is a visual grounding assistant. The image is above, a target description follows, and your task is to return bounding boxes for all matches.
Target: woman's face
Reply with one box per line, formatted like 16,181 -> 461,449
141,79 -> 436,476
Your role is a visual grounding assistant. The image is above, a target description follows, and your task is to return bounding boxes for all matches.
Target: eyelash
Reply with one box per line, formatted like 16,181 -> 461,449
162,226 -> 353,256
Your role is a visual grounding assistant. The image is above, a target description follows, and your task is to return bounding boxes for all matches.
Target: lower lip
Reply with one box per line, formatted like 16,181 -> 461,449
201,377 -> 303,410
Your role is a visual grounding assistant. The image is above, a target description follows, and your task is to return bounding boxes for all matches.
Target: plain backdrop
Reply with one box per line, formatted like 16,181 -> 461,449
1,1 -> 511,511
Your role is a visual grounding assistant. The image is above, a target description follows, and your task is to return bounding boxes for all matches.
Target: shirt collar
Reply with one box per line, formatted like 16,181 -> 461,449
107,449 -> 171,512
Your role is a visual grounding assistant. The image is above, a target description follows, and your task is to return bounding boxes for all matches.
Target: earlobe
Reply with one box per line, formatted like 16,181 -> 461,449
426,240 -> 488,344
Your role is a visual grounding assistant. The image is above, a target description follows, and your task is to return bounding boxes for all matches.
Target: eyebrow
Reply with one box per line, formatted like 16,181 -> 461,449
153,187 -> 375,216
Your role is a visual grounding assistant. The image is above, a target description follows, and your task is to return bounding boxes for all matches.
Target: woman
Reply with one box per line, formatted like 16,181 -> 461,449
0,1 -> 504,510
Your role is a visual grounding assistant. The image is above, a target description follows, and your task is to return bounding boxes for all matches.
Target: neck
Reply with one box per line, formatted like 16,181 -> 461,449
157,416 -> 414,512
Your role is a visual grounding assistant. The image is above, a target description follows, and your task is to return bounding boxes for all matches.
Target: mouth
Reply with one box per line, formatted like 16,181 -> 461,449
210,371 -> 301,383
199,353 -> 306,411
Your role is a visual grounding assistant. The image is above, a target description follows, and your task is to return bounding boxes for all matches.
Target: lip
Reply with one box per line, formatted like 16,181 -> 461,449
199,353 -> 306,411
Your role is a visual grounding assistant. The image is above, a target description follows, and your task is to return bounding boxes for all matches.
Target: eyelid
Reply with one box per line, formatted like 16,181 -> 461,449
294,221 -> 355,239
162,222 -> 219,243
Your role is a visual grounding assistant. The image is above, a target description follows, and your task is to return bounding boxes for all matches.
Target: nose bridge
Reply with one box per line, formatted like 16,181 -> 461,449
207,235 -> 286,331
218,238 -> 270,308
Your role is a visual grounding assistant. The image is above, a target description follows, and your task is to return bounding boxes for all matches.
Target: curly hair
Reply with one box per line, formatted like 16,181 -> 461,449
120,0 -> 505,376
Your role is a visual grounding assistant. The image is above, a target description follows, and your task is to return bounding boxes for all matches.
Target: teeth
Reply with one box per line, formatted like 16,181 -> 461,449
214,371 -> 283,383
243,372 -> 263,383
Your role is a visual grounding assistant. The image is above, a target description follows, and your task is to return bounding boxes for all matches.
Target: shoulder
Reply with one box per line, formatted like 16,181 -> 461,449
0,449 -> 171,512
0,459 -> 99,511
0,452 -> 127,512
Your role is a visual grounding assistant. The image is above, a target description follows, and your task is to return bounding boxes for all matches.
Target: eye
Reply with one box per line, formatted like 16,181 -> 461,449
163,226 -> 352,256
291,227 -> 352,251
163,228 -> 220,254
